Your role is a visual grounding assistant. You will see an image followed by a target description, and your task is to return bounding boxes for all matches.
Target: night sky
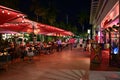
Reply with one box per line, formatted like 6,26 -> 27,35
18,0 -> 91,23
55,0 -> 91,24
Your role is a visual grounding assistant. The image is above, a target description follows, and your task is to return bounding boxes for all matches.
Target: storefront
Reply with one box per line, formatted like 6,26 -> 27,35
101,1 -> 119,66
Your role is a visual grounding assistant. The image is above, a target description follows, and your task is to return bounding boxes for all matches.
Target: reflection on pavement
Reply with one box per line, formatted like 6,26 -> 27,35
89,71 -> 120,80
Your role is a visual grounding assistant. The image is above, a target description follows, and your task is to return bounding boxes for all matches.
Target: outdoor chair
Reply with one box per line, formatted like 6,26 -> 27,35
0,54 -> 11,71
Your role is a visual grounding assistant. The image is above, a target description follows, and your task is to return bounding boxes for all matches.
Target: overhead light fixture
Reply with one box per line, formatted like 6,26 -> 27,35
87,29 -> 90,34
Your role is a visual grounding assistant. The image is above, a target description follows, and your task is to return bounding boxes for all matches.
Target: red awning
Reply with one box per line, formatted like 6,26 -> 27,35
0,5 -> 26,25
37,23 -> 74,36
0,5 -> 74,36
0,22 -> 31,32
37,23 -> 64,33
0,28 -> 18,34
9,18 -> 67,35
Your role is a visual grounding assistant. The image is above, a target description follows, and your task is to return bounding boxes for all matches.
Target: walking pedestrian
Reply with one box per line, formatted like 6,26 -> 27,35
56,38 -> 62,52
69,38 -> 75,50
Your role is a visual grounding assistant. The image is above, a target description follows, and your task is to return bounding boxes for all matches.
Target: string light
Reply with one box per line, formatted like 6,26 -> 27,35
22,16 -> 25,18
22,20 -> 25,23
8,11 -> 10,15
1,9 -> 11,15
17,14 -> 20,17
21,16 -> 26,23
15,24 -> 18,26
2,9 -> 5,13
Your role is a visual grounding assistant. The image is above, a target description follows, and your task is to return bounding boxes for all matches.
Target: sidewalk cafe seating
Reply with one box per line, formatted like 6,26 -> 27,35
42,45 -> 52,54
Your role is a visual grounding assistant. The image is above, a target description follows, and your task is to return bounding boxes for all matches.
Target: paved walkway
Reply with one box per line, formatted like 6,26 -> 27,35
90,49 -> 120,80
1,47 -> 120,80
0,47 -> 90,80
89,71 -> 120,80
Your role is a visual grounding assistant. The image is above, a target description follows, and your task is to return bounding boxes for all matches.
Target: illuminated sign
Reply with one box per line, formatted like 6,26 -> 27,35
101,1 -> 119,28
114,47 -> 119,54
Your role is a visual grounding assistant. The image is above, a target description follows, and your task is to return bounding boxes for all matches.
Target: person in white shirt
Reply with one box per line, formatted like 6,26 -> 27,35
79,38 -> 83,48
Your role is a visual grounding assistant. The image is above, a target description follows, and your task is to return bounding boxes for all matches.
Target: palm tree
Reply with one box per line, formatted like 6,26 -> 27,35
30,0 -> 48,22
30,0 -> 57,25
77,12 -> 89,32
47,7 -> 57,25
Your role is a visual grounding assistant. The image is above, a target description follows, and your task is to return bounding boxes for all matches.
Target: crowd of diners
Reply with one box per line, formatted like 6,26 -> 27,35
0,37 -> 92,65
0,38 -> 70,63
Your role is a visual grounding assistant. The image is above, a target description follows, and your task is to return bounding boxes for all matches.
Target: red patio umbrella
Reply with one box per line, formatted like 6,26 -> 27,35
0,22 -> 31,33
0,5 -> 26,25
0,28 -> 18,34
37,23 -> 65,34
37,23 -> 74,36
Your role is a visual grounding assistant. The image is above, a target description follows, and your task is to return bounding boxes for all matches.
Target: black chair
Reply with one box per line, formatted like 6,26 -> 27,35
0,55 -> 11,71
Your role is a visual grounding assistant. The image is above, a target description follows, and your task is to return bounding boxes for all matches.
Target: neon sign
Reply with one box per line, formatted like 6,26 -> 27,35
113,47 -> 119,54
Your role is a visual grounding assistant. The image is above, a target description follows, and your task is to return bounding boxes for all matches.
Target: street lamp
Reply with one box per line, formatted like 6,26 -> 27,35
87,29 -> 90,39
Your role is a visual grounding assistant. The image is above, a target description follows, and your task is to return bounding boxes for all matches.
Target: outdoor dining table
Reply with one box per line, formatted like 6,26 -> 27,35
61,42 -> 68,48
43,45 -> 52,54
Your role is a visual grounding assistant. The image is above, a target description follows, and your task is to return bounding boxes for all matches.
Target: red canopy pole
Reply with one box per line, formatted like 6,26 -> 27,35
59,33 -> 60,38
32,22 -> 36,44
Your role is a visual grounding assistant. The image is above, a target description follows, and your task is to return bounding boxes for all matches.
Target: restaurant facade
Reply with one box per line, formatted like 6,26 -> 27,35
90,0 -> 119,66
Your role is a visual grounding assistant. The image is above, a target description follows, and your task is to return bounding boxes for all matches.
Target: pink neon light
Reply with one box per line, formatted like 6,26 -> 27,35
101,2 -> 119,28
